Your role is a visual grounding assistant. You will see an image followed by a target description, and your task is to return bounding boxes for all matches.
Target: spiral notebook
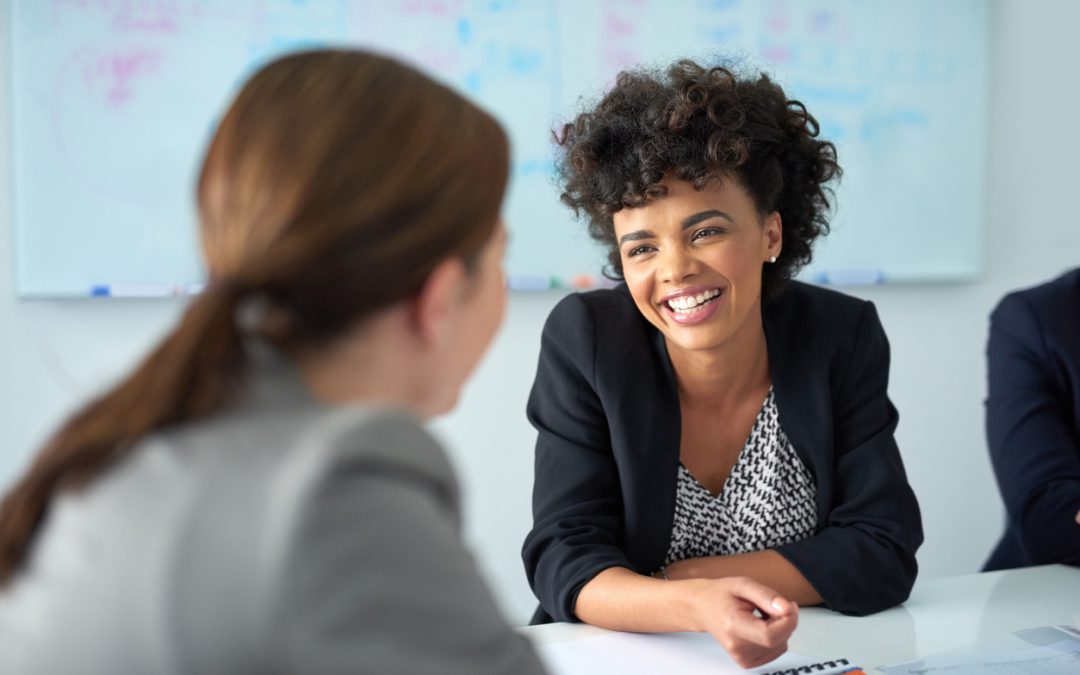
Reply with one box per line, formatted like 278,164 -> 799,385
762,658 -> 864,675
535,630 -> 862,674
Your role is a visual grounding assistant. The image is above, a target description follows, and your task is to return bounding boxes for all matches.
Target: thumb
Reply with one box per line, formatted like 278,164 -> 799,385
730,577 -> 793,616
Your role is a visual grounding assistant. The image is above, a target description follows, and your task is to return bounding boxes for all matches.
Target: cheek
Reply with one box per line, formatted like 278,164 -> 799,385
491,280 -> 507,330
716,246 -> 763,283
480,272 -> 507,339
621,264 -> 658,316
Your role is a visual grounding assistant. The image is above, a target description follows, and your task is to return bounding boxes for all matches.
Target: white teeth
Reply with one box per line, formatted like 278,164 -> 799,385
666,288 -> 720,313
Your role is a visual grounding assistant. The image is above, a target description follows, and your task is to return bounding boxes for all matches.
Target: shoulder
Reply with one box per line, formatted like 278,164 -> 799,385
275,409 -> 460,545
764,281 -> 877,344
255,410 -> 462,633
544,285 -> 641,335
171,383 -> 455,501
285,407 -> 457,510
541,285 -> 656,363
762,281 -> 891,397
169,402 -> 459,543
993,268 -> 1080,329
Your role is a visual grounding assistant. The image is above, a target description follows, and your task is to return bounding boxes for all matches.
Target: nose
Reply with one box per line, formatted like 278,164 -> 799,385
657,244 -> 699,284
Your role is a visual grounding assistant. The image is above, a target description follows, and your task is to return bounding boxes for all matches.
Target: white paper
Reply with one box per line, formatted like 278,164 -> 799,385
880,626 -> 1080,675
536,631 -> 855,675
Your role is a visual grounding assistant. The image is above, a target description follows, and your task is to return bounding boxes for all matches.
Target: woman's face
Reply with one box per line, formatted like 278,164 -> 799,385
612,177 -> 781,355
434,221 -> 508,414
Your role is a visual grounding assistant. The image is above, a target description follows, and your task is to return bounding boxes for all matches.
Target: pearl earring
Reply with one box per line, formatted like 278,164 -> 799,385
768,256 -> 777,264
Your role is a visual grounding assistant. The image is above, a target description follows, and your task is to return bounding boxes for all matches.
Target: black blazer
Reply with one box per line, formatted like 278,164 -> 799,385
984,268 -> 1080,570
522,281 -> 923,623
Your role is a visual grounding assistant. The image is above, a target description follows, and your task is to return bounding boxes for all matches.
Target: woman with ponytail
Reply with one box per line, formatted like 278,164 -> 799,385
0,50 -> 545,674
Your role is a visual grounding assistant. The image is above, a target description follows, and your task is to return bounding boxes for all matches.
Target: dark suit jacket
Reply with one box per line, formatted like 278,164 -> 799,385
984,268 -> 1080,570
522,281 -> 923,623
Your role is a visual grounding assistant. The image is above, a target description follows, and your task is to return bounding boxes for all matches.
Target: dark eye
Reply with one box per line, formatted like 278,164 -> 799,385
692,227 -> 724,241
626,244 -> 657,258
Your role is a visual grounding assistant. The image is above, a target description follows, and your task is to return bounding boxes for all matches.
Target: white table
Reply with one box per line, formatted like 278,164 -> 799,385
520,564 -> 1080,670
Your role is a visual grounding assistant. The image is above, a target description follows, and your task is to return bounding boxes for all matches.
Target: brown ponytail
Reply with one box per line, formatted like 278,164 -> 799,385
0,49 -> 509,584
0,285 -> 245,581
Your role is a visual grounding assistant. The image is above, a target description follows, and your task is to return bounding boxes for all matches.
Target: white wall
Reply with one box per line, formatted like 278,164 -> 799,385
1,0 -> 1078,626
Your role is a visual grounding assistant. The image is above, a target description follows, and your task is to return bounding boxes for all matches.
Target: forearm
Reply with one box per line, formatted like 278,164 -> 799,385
573,566 -> 708,633
664,549 -> 823,606
573,565 -> 799,668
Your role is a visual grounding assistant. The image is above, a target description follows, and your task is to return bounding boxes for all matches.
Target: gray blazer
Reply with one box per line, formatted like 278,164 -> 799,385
0,352 -> 545,674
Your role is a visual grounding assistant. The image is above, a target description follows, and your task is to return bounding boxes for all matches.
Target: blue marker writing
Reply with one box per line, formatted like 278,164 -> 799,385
813,270 -> 886,285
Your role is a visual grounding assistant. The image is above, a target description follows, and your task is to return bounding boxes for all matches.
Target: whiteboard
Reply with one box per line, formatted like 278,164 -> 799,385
9,0 -> 988,297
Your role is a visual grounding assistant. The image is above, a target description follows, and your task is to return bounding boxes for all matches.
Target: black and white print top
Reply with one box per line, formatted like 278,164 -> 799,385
664,388 -> 817,565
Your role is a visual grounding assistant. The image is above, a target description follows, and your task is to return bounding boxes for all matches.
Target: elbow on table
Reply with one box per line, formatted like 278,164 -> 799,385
522,546 -> 616,625
1017,509 -> 1080,566
831,588 -> 912,617
831,573 -> 915,617
822,547 -> 918,616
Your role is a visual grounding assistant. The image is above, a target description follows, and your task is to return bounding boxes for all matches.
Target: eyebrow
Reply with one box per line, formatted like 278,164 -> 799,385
683,209 -> 734,229
618,229 -> 655,246
617,209 -> 734,247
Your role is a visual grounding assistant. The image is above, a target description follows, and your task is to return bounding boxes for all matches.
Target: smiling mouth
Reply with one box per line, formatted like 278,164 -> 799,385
664,288 -> 722,315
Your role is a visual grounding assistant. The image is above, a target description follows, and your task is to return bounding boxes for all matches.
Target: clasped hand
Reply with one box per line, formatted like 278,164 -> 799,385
688,576 -> 798,668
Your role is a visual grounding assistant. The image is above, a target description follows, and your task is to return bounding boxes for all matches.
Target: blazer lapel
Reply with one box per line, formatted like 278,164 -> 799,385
762,291 -> 834,520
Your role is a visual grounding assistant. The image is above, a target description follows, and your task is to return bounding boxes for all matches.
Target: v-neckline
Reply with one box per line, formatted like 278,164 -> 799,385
679,387 -> 774,499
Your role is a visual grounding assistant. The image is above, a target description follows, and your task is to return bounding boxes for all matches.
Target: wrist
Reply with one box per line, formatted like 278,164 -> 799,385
671,578 -> 710,633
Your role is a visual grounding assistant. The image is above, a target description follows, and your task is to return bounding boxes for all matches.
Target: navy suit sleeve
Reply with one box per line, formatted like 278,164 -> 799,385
775,302 -> 923,615
521,294 -> 632,623
986,293 -> 1080,565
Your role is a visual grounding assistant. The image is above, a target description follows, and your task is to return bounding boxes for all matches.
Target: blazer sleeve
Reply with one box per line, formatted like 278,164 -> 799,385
522,294 -> 633,623
267,414 -> 546,675
775,301 -> 923,615
986,293 -> 1080,565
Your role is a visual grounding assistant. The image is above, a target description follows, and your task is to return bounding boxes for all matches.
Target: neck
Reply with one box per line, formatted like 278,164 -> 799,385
666,305 -> 770,409
292,309 -> 436,418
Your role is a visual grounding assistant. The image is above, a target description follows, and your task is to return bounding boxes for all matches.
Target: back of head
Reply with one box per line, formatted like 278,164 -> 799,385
200,49 -> 509,343
0,49 -> 510,584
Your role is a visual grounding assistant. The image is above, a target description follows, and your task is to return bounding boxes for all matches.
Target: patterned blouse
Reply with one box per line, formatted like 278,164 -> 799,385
664,388 -> 818,565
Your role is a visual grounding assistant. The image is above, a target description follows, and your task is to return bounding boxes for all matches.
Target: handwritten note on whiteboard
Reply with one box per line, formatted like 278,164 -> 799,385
10,0 -> 988,297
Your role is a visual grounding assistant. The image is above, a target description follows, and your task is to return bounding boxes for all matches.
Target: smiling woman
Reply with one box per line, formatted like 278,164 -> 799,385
615,178 -> 780,353
522,59 -> 924,667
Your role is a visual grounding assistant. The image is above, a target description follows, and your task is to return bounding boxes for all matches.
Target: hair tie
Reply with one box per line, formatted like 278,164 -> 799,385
210,278 -> 265,334
212,278 -> 250,299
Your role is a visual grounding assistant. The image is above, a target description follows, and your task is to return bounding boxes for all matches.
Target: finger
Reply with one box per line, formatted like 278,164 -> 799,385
761,608 -> 798,644
730,605 -> 796,647
758,600 -> 800,622
766,601 -> 798,624
730,577 -> 793,617
768,595 -> 796,617
738,643 -> 789,669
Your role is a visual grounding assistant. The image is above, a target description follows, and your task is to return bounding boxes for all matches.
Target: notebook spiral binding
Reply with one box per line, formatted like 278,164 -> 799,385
763,657 -> 851,675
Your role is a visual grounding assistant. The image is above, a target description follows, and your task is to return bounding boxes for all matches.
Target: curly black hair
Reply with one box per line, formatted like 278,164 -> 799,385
556,59 -> 840,297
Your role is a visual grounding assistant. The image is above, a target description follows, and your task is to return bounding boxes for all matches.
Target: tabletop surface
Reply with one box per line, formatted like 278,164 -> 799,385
519,564 -> 1080,669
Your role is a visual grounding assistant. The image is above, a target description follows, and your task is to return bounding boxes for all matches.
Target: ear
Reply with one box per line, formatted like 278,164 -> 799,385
410,258 -> 467,347
763,211 -> 782,260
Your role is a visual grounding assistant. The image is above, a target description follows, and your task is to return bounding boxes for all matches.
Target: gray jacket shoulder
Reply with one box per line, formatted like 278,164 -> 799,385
170,401 -> 543,674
